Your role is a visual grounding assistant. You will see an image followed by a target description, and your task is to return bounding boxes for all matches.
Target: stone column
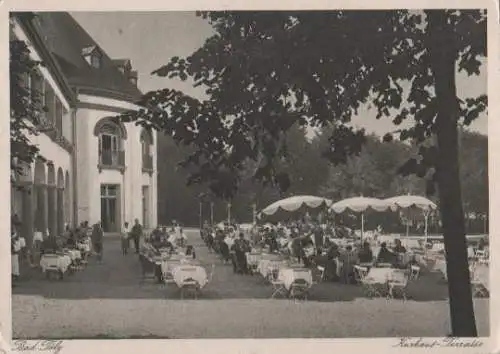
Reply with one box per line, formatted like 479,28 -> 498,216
34,184 -> 48,234
48,185 -> 57,237
21,184 -> 34,248
57,187 -> 64,235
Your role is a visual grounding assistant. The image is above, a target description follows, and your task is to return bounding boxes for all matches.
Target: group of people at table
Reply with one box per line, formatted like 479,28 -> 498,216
203,221 -> 414,279
138,223 -> 210,295
10,219 -> 98,282
198,220 -> 489,298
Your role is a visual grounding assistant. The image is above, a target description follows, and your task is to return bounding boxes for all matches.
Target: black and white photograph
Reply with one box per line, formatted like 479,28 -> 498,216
6,2 -> 495,348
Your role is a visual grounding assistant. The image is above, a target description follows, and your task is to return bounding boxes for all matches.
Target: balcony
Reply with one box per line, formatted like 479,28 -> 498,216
98,150 -> 125,174
142,154 -> 153,174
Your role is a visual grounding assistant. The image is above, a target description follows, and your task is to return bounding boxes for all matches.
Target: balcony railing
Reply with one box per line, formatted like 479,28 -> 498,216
98,150 -> 125,173
142,154 -> 153,172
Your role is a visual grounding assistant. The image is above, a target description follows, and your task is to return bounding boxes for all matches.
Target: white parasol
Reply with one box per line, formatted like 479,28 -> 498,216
259,195 -> 333,219
383,195 -> 438,239
330,197 -> 389,241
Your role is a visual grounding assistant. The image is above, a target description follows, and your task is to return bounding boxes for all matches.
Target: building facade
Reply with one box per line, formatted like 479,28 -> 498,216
11,12 -> 157,244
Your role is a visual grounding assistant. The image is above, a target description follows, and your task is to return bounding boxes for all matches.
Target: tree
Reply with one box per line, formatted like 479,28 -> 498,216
459,130 -> 488,228
121,10 -> 487,336
10,12 -> 45,179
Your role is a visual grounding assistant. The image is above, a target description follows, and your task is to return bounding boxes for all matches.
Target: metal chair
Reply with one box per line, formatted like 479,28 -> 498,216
387,270 -> 409,301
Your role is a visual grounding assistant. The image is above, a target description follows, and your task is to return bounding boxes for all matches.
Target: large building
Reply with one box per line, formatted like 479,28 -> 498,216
10,12 -> 157,244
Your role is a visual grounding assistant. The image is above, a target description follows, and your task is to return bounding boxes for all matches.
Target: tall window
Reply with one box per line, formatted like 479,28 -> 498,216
91,54 -> 101,69
44,84 -> 55,125
95,119 -> 126,169
140,129 -> 153,170
55,99 -> 63,134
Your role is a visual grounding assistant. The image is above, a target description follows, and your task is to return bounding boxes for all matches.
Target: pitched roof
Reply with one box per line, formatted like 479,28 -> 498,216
28,12 -> 142,103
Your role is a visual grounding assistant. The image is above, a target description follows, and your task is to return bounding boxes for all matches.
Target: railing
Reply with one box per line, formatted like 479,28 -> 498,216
99,150 -> 125,172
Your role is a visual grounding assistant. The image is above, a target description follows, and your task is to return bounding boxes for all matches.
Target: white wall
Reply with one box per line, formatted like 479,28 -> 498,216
12,19 -> 73,143
75,94 -> 157,231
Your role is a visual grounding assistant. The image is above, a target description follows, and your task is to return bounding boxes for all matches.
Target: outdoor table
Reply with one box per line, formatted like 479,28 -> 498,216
473,264 -> 489,291
434,258 -> 475,282
40,254 -> 71,274
63,249 -> 82,262
278,267 -> 313,291
172,265 -> 208,288
258,259 -> 285,279
366,267 -> 395,284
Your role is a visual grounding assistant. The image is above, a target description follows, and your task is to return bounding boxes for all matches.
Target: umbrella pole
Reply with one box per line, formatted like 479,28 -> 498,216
424,213 -> 429,243
361,213 -> 364,242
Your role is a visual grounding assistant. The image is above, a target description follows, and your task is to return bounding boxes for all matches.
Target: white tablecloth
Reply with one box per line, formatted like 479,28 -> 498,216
40,254 -> 71,273
435,259 -> 477,282
366,267 -> 396,284
246,253 -> 263,266
172,265 -> 208,288
258,259 -> 284,278
278,268 -> 313,290
473,264 -> 489,290
64,249 -> 81,261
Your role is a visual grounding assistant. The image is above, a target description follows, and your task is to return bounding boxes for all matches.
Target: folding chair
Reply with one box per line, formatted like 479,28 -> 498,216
269,266 -> 287,298
289,279 -> 310,301
358,267 -> 383,298
470,266 -> 488,297
271,278 -> 288,299
354,265 -> 368,284
179,278 -> 200,299
410,265 -> 421,281
387,270 -> 409,301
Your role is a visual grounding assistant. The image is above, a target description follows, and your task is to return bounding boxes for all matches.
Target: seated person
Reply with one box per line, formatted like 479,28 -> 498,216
357,241 -> 374,264
41,236 -> 62,255
375,242 -> 395,265
324,243 -> 341,281
185,245 -> 196,259
339,245 -> 358,283
393,239 -> 407,253
150,227 -> 163,249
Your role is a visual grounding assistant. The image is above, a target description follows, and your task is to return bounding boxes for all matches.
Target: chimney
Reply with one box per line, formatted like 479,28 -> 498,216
129,70 -> 138,86
112,59 -> 131,75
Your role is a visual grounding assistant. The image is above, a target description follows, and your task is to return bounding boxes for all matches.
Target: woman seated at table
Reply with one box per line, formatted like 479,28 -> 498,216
393,239 -> 407,253
324,243 -> 341,281
340,245 -> 358,284
357,241 -> 374,264
375,242 -> 395,266
219,235 -> 231,264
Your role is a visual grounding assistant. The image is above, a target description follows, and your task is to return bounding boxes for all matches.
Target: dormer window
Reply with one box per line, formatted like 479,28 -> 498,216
82,45 -> 102,69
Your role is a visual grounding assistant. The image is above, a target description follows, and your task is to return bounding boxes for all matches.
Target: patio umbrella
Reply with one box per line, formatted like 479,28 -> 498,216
330,197 -> 389,241
383,195 -> 438,239
258,195 -> 333,221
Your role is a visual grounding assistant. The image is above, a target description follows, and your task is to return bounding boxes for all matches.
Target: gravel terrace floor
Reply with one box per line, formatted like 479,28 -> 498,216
12,229 -> 490,339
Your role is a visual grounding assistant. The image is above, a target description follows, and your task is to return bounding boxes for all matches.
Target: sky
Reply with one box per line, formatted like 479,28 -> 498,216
71,11 -> 488,137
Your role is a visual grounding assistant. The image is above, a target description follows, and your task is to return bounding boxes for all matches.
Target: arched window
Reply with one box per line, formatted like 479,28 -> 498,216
94,118 -> 127,170
140,128 -> 154,171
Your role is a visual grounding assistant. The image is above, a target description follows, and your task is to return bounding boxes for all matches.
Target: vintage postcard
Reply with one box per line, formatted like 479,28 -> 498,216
1,0 -> 498,353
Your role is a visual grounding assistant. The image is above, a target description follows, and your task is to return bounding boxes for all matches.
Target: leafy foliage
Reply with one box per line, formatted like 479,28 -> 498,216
120,10 -> 486,199
10,13 -> 45,179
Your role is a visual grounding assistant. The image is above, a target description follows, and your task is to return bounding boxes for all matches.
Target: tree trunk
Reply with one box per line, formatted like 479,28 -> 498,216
427,11 -> 477,336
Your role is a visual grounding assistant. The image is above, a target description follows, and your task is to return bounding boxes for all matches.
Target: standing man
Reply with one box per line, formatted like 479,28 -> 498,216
91,221 -> 104,263
121,222 -> 130,255
131,218 -> 143,254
